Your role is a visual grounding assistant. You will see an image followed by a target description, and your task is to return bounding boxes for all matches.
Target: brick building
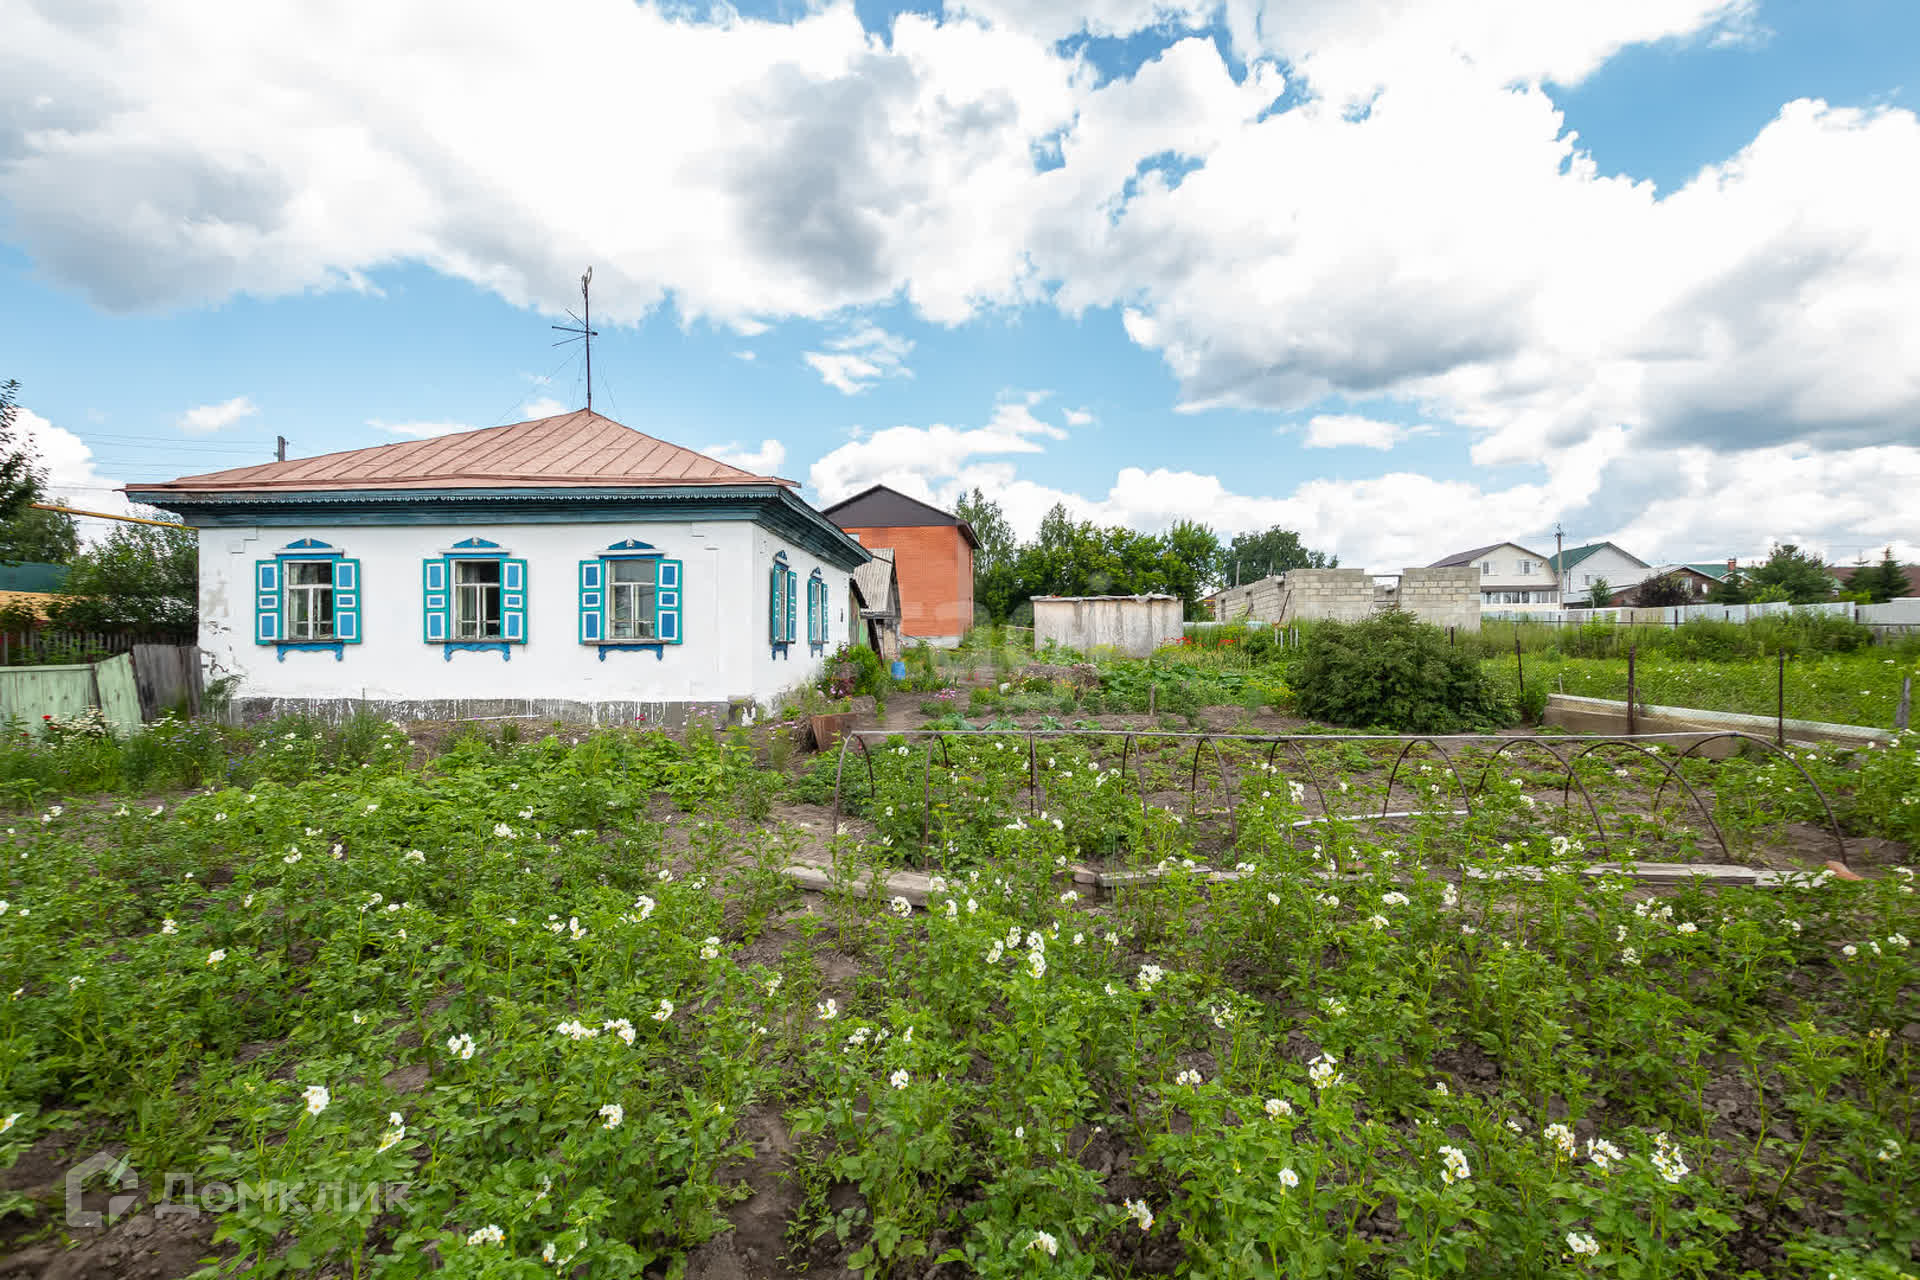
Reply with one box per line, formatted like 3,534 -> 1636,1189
821,484 -> 977,646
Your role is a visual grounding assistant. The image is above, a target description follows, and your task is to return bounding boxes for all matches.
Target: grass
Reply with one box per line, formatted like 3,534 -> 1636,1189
1482,651 -> 1916,730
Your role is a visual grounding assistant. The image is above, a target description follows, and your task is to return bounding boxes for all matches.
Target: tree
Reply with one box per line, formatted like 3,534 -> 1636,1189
1744,543 -> 1838,604
0,505 -> 79,564
1851,547 -> 1913,603
1707,572 -> 1750,605
1634,570 -> 1694,607
955,488 -> 1015,576
1223,526 -> 1337,583
1586,578 -> 1612,610
956,488 -> 1021,626
0,380 -> 46,527
1161,520 -> 1224,617
46,521 -> 197,635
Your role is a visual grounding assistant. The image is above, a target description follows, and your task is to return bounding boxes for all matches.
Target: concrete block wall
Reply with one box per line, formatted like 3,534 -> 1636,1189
1212,566 -> 1480,630
1395,566 -> 1481,632
1280,569 -> 1377,622
1210,575 -> 1285,622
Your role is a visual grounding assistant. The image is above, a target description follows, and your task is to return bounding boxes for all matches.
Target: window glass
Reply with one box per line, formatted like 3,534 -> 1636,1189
454,559 -> 503,639
284,560 -> 335,640
609,558 -> 657,640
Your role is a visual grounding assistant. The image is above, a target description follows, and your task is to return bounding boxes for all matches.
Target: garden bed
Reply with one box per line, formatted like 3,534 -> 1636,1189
0,714 -> 1915,1279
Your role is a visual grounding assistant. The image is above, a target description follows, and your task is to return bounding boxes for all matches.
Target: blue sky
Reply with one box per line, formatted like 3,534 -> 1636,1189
3,0 -> 1917,569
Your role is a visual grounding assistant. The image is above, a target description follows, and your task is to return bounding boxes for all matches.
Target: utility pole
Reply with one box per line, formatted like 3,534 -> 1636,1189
1554,523 -> 1564,608
276,435 -> 288,463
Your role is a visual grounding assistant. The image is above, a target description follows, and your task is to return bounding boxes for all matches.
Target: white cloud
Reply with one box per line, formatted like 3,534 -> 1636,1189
1301,413 -> 1422,450
519,397 -> 571,420
1062,407 -> 1094,426
1224,0 -> 1755,104
804,401 -> 1920,570
14,406 -> 138,521
0,1 -> 1079,326
5,0 -> 1914,564
802,325 -> 916,395
704,438 -> 788,475
177,395 -> 258,435
733,350 -> 757,361
807,400 -> 1066,504
368,418 -> 475,439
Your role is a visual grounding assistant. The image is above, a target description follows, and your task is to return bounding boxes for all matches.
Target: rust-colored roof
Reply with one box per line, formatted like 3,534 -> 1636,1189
135,410 -> 795,495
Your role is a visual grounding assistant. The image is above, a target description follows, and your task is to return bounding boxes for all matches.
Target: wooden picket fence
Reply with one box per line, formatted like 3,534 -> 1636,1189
0,628 -> 191,668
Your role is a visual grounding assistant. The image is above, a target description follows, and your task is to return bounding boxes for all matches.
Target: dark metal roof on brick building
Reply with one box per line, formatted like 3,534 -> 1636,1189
821,484 -> 979,548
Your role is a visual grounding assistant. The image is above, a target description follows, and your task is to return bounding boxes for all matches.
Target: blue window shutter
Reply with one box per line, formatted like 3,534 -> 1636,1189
502,558 -> 528,642
785,568 -> 797,643
769,566 -> 780,643
334,558 -> 363,643
423,558 -> 449,642
658,559 -> 683,644
579,559 -> 604,643
255,560 -> 281,643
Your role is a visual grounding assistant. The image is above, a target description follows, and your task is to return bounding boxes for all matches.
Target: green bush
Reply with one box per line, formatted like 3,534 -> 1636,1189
1291,611 -> 1513,732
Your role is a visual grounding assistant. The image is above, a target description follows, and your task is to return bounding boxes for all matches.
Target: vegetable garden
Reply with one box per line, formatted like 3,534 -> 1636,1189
1,713 -> 1916,1279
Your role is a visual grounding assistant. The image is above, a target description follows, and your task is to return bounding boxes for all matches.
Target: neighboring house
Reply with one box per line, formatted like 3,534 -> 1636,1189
822,484 -> 977,647
1831,561 -> 1919,593
1608,565 -> 1720,605
851,547 -> 903,660
1682,561 -> 1737,583
1548,542 -> 1653,606
124,410 -> 868,724
1428,542 -> 1558,607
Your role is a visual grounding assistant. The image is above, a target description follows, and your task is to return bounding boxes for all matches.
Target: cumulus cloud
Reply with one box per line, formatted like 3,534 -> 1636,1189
704,438 -> 788,475
369,419 -> 474,440
802,325 -> 915,395
807,400 -> 1066,504
13,406 -> 137,518
802,401 -> 1920,569
519,397 -> 572,420
1062,407 -> 1094,426
1301,414 -> 1423,450
5,0 -> 1915,564
177,395 -> 258,435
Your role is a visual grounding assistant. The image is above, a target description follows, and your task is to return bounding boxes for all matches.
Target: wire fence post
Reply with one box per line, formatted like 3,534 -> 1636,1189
1896,676 -> 1912,732
1513,636 -> 1524,704
1626,644 -> 1637,735
1776,650 -> 1787,747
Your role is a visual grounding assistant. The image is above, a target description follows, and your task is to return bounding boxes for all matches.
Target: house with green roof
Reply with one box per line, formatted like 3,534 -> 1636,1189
1546,542 -> 1653,606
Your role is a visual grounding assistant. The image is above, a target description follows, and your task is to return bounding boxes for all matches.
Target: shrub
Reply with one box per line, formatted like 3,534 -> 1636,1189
1291,611 -> 1513,732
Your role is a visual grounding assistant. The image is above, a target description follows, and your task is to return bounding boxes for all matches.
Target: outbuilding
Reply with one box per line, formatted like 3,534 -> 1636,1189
126,410 -> 868,724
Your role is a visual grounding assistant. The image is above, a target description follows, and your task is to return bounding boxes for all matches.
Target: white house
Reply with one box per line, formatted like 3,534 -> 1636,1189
1548,542 -> 1653,606
1429,542 -> 1558,608
126,410 -> 869,725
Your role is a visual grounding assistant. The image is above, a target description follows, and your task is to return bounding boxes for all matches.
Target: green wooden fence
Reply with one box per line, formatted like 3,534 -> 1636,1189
0,651 -> 150,735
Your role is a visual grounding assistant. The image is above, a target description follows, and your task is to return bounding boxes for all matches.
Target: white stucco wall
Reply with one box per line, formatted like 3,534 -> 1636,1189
198,520 -> 855,721
1032,595 -> 1184,658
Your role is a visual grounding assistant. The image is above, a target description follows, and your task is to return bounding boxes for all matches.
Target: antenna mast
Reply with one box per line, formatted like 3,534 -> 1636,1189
550,267 -> 599,411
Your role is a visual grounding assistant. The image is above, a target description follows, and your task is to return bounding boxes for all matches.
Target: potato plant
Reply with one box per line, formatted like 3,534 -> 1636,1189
0,720 -> 1913,1279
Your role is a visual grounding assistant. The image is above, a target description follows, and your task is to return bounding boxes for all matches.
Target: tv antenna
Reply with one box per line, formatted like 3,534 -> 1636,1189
551,267 -> 599,411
